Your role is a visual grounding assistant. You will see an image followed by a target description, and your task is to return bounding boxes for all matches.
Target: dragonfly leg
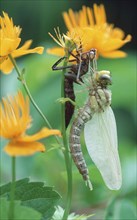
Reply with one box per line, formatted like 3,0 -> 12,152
57,97 -> 77,107
97,88 -> 111,106
52,56 -> 66,70
102,89 -> 112,105
94,88 -> 111,111
52,56 -> 76,71
76,53 -> 82,83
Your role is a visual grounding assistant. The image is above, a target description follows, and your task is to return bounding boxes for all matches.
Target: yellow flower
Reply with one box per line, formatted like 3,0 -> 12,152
0,12 -> 44,74
0,91 -> 61,156
48,4 -> 132,58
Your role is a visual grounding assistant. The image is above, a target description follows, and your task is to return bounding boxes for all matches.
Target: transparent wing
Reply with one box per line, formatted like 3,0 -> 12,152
84,106 -> 122,190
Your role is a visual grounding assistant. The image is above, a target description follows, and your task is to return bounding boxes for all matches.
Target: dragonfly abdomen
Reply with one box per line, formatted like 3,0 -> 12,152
69,102 -> 93,189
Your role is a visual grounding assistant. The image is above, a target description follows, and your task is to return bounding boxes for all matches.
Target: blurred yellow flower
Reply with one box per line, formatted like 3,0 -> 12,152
0,91 -> 61,156
48,4 -> 132,58
0,12 -> 44,74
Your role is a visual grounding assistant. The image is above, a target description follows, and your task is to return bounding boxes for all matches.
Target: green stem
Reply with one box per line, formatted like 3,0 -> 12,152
8,157 -> 16,220
8,54 -> 62,147
9,54 -> 72,219
61,59 -> 72,220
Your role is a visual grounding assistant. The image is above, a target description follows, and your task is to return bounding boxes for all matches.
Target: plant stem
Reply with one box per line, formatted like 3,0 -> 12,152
8,54 -> 62,147
9,54 -> 72,219
61,59 -> 72,220
8,156 -> 16,220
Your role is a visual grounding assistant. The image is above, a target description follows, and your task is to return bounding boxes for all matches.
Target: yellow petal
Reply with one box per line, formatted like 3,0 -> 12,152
93,4 -> 104,25
17,40 -> 33,50
0,56 -> 14,74
0,37 -> 21,56
63,12 -> 74,31
99,4 -> 107,23
0,40 -> 44,74
0,56 -> 7,64
103,35 -> 132,52
12,46 -> 44,57
4,141 -> 45,156
79,6 -> 89,27
111,28 -> 125,39
87,7 -> 94,26
101,50 -> 127,58
68,9 -> 78,27
46,47 -> 65,56
0,91 -> 32,138
17,127 -> 61,142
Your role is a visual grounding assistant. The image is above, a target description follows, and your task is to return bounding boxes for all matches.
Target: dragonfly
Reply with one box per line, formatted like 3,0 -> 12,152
69,59 -> 122,190
52,47 -> 96,128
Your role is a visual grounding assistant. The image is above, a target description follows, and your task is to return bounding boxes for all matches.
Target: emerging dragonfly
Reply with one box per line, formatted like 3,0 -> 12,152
69,58 -> 122,190
52,47 -> 96,128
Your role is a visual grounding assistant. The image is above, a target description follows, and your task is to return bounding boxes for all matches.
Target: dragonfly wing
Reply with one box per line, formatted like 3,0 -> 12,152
84,106 -> 122,190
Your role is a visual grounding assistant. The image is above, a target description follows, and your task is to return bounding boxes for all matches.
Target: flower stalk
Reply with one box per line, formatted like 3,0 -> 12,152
8,54 -> 62,147
8,156 -> 16,220
9,53 -> 73,219
61,58 -> 72,220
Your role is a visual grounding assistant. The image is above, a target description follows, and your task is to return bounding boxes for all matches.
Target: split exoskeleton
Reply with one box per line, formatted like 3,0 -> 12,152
52,48 -> 96,128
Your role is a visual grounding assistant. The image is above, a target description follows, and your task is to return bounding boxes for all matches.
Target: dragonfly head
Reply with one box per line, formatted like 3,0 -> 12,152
96,70 -> 112,87
89,49 -> 96,61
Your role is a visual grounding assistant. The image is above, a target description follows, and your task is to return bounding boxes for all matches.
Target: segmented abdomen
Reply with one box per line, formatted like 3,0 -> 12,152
64,78 -> 75,128
69,101 -> 93,184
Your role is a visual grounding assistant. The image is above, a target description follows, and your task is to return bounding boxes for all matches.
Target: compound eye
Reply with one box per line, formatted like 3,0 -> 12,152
100,75 -> 112,85
97,71 -> 112,85
89,50 -> 96,60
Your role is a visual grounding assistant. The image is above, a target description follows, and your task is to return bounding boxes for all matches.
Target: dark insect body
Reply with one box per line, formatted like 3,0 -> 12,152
52,48 -> 96,128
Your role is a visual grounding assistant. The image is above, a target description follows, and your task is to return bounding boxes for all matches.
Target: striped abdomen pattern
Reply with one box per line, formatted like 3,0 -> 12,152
69,100 -> 93,186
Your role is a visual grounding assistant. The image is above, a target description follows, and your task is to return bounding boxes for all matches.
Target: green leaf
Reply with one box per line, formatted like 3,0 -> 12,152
0,178 -> 29,196
105,198 -> 137,220
0,178 -> 61,220
0,197 -> 41,220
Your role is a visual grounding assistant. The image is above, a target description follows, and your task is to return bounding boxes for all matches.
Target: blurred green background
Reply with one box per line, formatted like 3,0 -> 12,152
0,0 -> 136,219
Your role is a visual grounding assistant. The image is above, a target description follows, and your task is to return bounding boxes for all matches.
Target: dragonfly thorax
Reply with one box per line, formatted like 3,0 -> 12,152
89,87 -> 111,112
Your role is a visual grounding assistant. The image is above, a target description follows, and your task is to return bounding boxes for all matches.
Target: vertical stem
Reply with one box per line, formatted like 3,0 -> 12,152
8,54 -> 72,219
8,55 -> 51,128
61,60 -> 72,220
8,156 -> 16,220
8,54 -> 62,147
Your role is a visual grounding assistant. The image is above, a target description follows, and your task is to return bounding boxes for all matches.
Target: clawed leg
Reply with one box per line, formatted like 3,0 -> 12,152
102,89 -> 111,105
57,97 -> 77,107
52,46 -> 87,84
52,56 -> 75,71
95,93 -> 104,112
68,47 -> 85,84
76,52 -> 82,83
